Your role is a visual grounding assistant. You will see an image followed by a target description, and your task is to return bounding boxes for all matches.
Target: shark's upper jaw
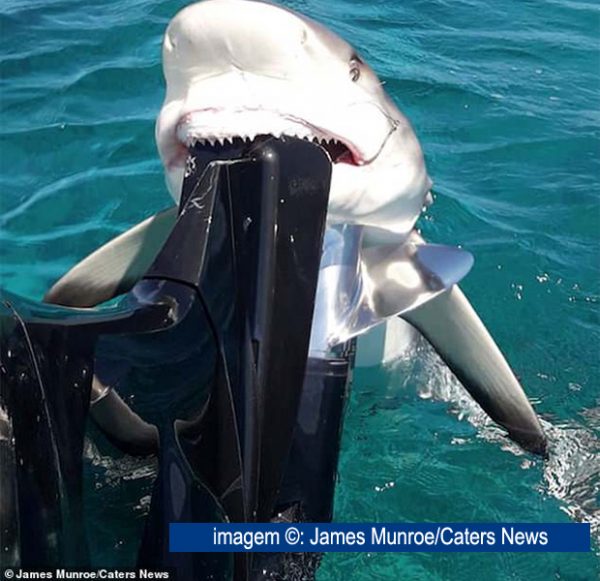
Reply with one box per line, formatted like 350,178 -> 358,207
175,108 -> 361,167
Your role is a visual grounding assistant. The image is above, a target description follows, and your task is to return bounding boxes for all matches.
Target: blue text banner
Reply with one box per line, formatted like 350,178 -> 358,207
169,523 -> 590,553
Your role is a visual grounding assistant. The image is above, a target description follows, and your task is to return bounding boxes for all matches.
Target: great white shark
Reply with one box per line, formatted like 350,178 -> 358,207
45,0 -> 546,455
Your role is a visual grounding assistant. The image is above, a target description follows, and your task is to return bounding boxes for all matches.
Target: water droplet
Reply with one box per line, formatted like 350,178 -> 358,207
536,273 -> 549,283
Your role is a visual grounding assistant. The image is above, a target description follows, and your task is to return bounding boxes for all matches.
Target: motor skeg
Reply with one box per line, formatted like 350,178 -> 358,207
2,139 -> 335,581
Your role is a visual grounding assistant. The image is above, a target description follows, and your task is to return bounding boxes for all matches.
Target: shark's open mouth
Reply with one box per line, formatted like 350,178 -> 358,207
185,133 -> 355,165
175,110 -> 360,166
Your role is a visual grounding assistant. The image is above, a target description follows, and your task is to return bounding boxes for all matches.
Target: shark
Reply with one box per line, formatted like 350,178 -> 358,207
46,0 -> 546,455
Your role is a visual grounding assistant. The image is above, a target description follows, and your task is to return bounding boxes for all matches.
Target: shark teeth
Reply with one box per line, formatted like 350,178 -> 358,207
184,131 -> 355,165
186,131 -> 343,147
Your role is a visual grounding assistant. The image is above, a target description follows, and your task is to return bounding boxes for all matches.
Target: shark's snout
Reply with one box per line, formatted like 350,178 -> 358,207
163,0 -> 315,81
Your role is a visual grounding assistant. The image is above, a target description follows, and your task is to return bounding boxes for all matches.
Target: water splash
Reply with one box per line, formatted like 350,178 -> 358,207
83,437 -> 157,500
391,337 -> 600,545
542,423 -> 600,541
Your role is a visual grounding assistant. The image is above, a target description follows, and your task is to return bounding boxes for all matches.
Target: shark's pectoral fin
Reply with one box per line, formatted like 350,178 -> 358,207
312,225 -> 474,354
44,207 -> 177,307
402,285 -> 547,456
361,242 -> 474,320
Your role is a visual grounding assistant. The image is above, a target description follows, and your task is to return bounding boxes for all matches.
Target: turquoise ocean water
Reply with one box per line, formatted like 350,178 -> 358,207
1,0 -> 599,579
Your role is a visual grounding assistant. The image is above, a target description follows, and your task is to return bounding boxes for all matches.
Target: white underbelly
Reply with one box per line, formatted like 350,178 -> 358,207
355,317 -> 418,368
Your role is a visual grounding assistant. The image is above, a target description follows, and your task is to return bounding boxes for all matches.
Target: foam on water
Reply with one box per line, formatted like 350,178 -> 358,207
403,340 -> 600,544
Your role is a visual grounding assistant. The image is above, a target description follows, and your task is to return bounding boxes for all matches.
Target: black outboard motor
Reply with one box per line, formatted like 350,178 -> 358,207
0,138 -> 353,580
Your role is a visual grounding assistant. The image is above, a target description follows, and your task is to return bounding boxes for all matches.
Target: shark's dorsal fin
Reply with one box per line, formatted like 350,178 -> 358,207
44,207 -> 177,307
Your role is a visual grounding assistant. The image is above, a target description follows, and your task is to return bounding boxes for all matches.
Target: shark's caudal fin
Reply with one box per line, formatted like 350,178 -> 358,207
402,285 -> 547,455
44,208 -> 177,307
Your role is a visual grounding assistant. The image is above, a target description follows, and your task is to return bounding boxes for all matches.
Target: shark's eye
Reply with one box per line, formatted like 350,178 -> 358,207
349,57 -> 361,82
